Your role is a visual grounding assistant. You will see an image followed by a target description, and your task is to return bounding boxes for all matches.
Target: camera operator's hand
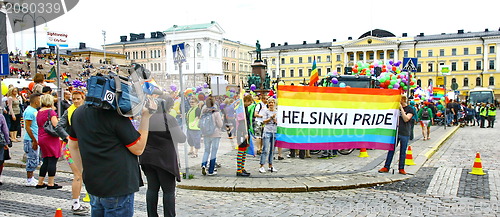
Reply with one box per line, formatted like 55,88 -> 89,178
143,96 -> 157,117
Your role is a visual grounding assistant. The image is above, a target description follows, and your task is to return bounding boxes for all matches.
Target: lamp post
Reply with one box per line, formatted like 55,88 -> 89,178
21,12 -> 47,75
102,30 -> 106,64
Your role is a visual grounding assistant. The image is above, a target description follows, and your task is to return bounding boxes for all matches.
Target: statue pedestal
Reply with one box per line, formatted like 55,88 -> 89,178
251,60 -> 268,95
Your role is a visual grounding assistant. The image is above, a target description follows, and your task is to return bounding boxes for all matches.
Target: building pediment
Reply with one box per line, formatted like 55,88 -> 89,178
343,36 -> 399,48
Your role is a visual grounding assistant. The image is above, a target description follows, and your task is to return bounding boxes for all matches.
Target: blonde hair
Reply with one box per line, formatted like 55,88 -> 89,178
267,97 -> 276,104
6,87 -> 18,97
40,94 -> 54,107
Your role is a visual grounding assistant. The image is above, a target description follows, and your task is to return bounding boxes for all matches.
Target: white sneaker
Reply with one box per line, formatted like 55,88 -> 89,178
268,167 -> 278,172
207,171 -> 217,176
25,178 -> 37,187
259,167 -> 266,173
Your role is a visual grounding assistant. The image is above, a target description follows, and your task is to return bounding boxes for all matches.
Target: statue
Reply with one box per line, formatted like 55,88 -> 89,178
256,40 -> 262,61
255,76 -> 261,90
264,73 -> 271,89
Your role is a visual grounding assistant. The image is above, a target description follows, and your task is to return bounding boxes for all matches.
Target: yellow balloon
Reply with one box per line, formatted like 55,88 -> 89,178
1,82 -> 8,95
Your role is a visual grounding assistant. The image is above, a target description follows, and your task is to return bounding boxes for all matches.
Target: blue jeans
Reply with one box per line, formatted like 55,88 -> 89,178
446,113 -> 453,125
23,140 -> 40,172
201,137 -> 220,174
90,193 -> 135,217
260,132 -> 276,165
383,135 -> 409,170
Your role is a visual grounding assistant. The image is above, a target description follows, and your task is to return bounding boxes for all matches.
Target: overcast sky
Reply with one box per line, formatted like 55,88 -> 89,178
9,0 -> 500,52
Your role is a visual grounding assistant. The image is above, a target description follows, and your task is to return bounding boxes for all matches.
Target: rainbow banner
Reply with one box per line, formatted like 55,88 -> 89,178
433,87 -> 445,100
276,85 -> 402,151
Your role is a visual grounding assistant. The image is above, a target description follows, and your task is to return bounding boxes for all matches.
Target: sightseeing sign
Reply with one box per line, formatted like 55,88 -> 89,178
46,31 -> 68,47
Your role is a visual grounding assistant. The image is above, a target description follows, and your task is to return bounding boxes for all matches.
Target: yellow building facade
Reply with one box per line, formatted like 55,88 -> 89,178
261,29 -> 500,99
222,39 -> 254,87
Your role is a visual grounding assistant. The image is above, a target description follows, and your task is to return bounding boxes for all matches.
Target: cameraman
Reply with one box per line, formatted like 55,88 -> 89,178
68,96 -> 156,217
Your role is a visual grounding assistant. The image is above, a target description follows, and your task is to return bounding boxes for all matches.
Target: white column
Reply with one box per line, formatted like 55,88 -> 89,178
344,52 -> 348,67
394,48 -> 399,61
373,50 -> 378,63
383,50 -> 387,64
363,51 -> 367,63
353,51 -> 357,64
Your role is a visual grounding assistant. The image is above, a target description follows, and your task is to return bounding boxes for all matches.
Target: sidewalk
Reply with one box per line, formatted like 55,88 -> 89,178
4,125 -> 460,192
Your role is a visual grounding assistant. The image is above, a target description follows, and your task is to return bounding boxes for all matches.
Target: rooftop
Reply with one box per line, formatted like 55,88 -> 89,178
164,21 -> 218,32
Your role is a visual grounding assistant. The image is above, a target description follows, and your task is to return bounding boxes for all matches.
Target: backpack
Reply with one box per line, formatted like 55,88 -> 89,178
421,107 -> 430,120
198,111 -> 216,136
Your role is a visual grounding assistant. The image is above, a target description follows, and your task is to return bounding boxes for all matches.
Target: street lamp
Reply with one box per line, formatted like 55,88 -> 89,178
102,30 -> 106,64
21,12 -> 47,75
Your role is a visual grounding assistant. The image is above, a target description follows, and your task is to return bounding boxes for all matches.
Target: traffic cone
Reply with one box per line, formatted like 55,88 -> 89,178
469,152 -> 486,175
82,193 -> 90,202
54,208 -> 63,217
405,146 -> 416,165
358,148 -> 370,158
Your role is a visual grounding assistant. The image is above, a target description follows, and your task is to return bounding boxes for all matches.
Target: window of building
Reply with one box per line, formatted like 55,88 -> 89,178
350,54 -> 354,61
428,79 -> 433,87
184,44 -> 190,57
440,49 -> 445,56
272,58 -> 276,65
151,63 -> 153,70
299,69 -> 303,77
317,56 -> 322,62
209,43 -> 212,57
197,43 -> 202,56
318,68 -> 322,76
327,68 -> 331,73
359,53 -> 364,61
403,51 -> 408,58
231,50 -> 236,58
239,64 -> 243,71
232,75 -> 236,84
308,56 -> 312,63
463,78 -> 468,87
490,46 -> 495,54
232,63 -> 236,71
336,54 -> 341,62
337,67 -> 341,73
299,57 -> 302,63
489,77 -> 494,86
452,62 -> 457,71
290,69 -> 294,77
272,70 -> 276,78
451,78 -> 457,85
417,64 -> 422,72
464,48 -> 469,55
369,53 -> 374,60
379,52 -> 384,60
464,61 -> 469,70
428,63 -> 433,72
281,70 -> 286,78
389,52 -> 394,59
281,58 -> 285,64
308,68 -> 312,76
417,79 -> 421,87
214,44 -> 217,57
490,60 -> 495,70
417,50 -> 421,58
476,47 -> 482,54
185,63 -> 189,70
476,77 -> 481,86
428,50 -> 433,57
476,61 -> 482,70
290,57 -> 294,64
452,48 -> 457,56
326,55 -> 331,62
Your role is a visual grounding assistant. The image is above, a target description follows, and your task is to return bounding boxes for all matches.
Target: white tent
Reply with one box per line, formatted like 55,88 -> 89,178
2,78 -> 59,90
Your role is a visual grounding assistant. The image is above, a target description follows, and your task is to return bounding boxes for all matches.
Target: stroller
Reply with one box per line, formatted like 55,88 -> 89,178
433,111 -> 445,126
457,110 -> 467,127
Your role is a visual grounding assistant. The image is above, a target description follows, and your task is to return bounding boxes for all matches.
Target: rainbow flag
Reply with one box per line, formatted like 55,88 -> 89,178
433,87 -> 445,100
276,85 -> 401,151
309,57 -> 318,86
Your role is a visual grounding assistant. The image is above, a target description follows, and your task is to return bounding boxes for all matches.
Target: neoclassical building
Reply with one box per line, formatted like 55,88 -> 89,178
104,21 -> 255,89
260,29 -> 500,98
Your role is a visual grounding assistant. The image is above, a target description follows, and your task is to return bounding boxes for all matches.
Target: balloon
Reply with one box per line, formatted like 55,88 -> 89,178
250,84 -> 256,91
28,82 -> 35,91
352,68 -> 359,73
184,88 -> 193,97
170,84 -> 177,92
49,60 -> 54,65
196,86 -> 203,93
331,78 -> 339,84
1,82 -> 8,95
203,83 -> 209,88
339,82 -> 346,88
389,60 -> 394,65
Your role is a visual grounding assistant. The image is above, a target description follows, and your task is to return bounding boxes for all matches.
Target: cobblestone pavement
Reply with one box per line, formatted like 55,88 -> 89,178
2,124 -> 500,216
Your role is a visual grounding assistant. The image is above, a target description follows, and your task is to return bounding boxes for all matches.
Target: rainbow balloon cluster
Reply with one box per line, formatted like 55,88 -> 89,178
351,60 -> 417,90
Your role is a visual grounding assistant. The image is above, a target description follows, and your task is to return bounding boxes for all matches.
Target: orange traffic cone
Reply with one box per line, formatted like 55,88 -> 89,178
54,208 -> 63,217
358,148 -> 370,158
405,146 -> 416,165
469,152 -> 486,175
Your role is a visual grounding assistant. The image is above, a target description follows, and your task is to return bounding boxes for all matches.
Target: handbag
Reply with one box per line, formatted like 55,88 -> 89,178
43,110 -> 59,137
3,148 -> 11,161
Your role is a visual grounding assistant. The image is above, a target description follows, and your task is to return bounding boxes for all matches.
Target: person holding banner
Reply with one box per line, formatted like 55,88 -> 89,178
379,95 -> 414,175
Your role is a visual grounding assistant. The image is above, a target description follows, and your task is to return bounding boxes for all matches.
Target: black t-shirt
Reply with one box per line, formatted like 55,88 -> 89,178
398,106 -> 414,137
69,105 -> 142,198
